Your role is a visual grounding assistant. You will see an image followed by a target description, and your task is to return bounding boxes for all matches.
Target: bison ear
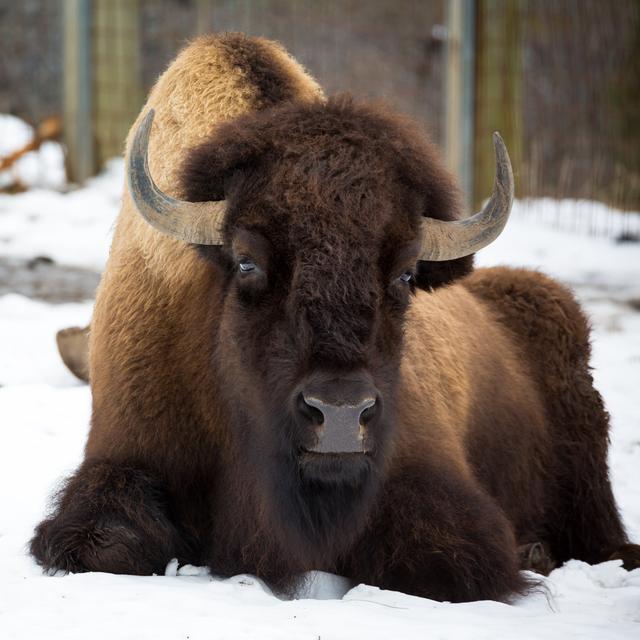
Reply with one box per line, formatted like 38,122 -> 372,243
180,119 -> 270,206
180,130 -> 266,266
180,143 -> 247,205
414,254 -> 474,291
388,128 -> 475,290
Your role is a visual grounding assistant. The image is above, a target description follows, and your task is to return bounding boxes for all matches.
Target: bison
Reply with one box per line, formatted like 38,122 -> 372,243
31,33 -> 639,603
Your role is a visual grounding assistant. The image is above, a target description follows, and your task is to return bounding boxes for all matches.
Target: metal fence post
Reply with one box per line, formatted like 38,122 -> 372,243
63,0 -> 94,184
444,0 -> 476,209
473,0 -> 522,210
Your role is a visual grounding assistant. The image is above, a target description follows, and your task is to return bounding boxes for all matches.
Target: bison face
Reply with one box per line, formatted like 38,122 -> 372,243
200,136 -> 421,551
128,96 -> 512,558
212,214 -> 412,482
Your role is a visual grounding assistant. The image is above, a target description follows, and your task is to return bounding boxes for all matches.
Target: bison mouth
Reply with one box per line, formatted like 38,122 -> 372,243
297,449 -> 374,486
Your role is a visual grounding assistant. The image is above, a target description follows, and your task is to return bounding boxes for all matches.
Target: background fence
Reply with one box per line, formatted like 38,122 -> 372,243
1,0 -> 639,222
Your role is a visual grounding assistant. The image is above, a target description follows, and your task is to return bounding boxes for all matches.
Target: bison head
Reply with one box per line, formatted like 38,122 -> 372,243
127,96 -> 512,562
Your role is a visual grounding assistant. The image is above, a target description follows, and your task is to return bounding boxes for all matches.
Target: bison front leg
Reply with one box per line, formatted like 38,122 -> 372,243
342,463 -> 529,603
30,459 -> 181,575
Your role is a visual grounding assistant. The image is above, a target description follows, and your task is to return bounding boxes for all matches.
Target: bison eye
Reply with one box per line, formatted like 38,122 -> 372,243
238,258 -> 257,273
398,271 -> 413,284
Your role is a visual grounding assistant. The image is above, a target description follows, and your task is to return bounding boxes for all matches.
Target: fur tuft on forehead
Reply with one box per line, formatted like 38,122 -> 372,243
180,95 -> 474,289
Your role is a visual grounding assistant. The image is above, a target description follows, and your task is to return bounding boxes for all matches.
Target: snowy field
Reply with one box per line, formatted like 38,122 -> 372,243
1,158 -> 639,639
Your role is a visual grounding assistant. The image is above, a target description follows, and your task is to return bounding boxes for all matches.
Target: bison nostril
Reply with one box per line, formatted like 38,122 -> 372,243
359,399 -> 378,425
296,393 -> 324,426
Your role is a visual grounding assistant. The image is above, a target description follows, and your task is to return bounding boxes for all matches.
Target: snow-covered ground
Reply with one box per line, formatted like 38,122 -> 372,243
0,159 -> 120,270
0,160 -> 639,639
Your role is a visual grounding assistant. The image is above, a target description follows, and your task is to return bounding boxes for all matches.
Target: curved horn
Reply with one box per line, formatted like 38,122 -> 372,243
127,109 -> 227,245
418,132 -> 514,261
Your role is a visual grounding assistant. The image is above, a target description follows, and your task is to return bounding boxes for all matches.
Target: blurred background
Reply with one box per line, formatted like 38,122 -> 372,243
1,0 -> 639,221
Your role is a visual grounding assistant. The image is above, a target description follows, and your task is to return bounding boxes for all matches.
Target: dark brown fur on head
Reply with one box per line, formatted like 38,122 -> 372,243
182,95 -> 473,290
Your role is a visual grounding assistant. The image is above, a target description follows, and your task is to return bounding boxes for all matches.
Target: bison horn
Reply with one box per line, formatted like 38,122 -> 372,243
418,132 -> 514,261
127,109 -> 227,245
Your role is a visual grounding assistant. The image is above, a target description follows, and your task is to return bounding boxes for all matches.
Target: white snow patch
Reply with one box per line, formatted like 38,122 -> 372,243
0,158 -> 122,269
0,114 -> 33,156
0,114 -> 66,190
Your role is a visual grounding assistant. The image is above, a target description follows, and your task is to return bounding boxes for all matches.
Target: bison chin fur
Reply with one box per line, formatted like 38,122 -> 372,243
271,451 -> 382,568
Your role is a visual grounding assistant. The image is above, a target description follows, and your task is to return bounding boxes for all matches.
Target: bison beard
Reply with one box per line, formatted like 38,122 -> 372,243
30,33 -> 639,602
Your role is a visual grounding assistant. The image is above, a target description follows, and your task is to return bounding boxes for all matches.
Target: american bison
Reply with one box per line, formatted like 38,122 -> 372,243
31,33 -> 639,603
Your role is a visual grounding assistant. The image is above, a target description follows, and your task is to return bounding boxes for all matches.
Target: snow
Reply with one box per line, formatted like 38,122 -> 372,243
1,160 -> 639,638
0,159 -> 121,270
0,114 -> 33,157
0,114 -> 66,190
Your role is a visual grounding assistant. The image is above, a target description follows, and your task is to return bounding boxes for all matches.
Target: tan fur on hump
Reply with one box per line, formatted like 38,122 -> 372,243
108,34 -> 323,289
255,36 -> 324,105
90,34 -> 323,388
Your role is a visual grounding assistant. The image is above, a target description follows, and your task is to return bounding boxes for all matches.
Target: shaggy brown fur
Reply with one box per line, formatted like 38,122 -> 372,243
31,33 -> 639,602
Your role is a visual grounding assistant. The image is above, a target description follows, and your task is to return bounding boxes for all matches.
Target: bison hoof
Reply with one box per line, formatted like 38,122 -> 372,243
30,514 -> 172,576
518,542 -> 555,576
608,543 -> 640,571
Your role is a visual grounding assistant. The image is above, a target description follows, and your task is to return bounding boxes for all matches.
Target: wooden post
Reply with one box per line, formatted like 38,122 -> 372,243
445,0 -> 476,209
93,0 -> 143,167
473,0 -> 522,209
63,0 -> 94,183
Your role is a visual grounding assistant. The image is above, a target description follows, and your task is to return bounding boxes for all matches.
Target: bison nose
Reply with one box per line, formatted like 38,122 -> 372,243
299,392 -> 377,454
